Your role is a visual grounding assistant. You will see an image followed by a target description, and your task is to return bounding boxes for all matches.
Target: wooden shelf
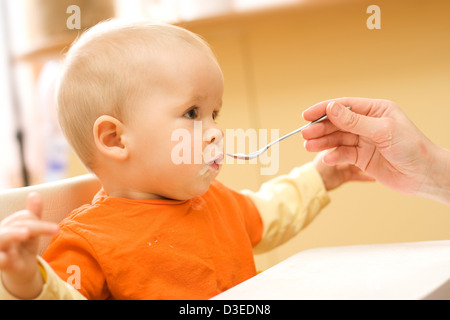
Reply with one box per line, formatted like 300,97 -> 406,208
176,0 -> 358,29
15,0 -> 358,63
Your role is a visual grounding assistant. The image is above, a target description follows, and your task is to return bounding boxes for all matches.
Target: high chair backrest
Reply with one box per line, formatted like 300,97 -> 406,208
0,174 -> 101,254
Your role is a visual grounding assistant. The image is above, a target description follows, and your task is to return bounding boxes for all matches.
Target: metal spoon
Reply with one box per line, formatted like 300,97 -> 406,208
226,106 -> 351,160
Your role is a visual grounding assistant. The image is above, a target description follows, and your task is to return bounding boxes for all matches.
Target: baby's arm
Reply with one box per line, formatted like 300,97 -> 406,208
312,151 -> 375,191
241,162 -> 330,254
0,193 -> 85,300
242,152 -> 374,253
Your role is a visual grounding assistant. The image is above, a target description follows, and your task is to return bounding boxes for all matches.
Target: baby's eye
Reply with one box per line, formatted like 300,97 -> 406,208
212,111 -> 220,121
184,107 -> 198,120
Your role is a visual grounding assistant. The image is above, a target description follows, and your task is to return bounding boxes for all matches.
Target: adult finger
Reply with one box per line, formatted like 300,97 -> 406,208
302,97 -> 389,122
301,120 -> 339,140
325,101 -> 389,141
304,131 -> 359,152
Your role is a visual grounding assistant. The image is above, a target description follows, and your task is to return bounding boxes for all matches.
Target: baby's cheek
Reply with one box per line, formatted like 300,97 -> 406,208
169,129 -> 200,165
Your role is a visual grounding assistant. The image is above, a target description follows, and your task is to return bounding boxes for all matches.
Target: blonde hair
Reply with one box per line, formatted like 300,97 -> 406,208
56,20 -> 216,170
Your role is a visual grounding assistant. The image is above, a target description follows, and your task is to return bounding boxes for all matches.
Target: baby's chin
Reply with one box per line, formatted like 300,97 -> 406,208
191,168 -> 220,196
198,162 -> 221,177
162,172 -> 219,201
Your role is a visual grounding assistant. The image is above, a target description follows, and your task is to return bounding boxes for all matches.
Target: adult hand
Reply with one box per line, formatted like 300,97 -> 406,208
302,97 -> 450,205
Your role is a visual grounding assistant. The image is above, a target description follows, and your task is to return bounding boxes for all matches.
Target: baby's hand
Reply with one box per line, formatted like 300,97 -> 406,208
0,192 -> 58,299
313,151 -> 375,191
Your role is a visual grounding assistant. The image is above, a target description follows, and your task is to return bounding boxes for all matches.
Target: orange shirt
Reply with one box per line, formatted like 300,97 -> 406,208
42,180 -> 263,300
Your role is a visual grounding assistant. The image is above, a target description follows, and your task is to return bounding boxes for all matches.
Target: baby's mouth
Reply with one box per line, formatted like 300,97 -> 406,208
206,154 -> 224,171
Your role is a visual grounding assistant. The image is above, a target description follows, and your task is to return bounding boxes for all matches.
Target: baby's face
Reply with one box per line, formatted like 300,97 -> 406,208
125,47 -> 224,200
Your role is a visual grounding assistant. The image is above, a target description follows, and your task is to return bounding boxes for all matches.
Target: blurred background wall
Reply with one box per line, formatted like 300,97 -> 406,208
1,0 -> 449,270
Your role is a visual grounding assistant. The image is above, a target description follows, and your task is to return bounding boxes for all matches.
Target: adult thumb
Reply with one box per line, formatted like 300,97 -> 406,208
326,101 -> 382,139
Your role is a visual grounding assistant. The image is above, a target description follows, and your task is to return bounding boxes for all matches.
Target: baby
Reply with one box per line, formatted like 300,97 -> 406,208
0,21 -> 371,300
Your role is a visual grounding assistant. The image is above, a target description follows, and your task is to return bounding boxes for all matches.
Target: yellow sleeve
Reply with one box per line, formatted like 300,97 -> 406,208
241,162 -> 330,254
0,256 -> 87,300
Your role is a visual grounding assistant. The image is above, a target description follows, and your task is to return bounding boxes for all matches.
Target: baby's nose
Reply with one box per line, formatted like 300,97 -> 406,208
204,127 -> 224,144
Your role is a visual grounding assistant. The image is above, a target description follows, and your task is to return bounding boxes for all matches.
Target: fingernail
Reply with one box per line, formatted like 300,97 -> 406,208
327,101 -> 342,117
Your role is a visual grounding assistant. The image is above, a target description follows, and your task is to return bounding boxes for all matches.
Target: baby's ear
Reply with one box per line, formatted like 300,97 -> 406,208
93,115 -> 128,161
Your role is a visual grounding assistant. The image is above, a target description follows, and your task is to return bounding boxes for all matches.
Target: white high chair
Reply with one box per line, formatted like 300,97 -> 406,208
0,174 -> 101,254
